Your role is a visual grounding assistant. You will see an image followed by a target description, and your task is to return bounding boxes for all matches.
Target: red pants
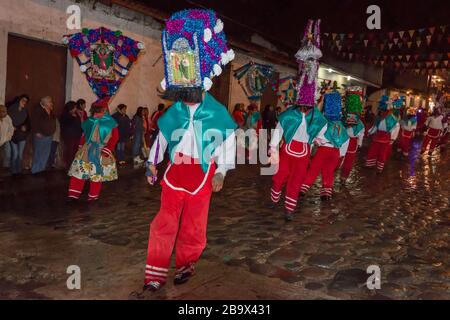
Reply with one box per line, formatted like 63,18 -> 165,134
301,146 -> 341,197
397,130 -> 414,156
145,161 -> 214,285
365,132 -> 391,172
68,177 -> 102,201
340,137 -> 358,180
421,128 -> 442,153
271,141 -> 310,213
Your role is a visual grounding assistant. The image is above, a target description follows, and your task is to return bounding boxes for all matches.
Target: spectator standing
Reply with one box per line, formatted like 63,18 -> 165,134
232,103 -> 245,128
47,118 -> 61,169
31,96 -> 56,174
112,104 -> 131,165
7,94 -> 30,175
76,99 -> 88,122
132,107 -> 145,165
0,105 -> 14,170
60,101 -> 83,168
142,107 -> 151,158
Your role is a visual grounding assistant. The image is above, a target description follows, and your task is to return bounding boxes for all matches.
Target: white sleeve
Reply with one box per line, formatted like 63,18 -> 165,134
368,124 -> 377,135
425,117 -> 431,126
391,123 -> 400,141
214,132 -> 236,177
357,129 -> 364,147
339,139 -> 349,157
313,123 -> 328,144
147,132 -> 168,165
269,123 -> 284,149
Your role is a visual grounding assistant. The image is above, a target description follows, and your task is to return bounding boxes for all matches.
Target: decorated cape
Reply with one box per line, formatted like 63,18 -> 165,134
401,116 -> 417,127
324,120 -> 349,148
82,114 -> 118,145
158,92 -> 237,173
348,118 -> 365,136
248,112 -> 261,127
278,106 -> 327,145
375,114 -> 398,132
80,114 -> 118,175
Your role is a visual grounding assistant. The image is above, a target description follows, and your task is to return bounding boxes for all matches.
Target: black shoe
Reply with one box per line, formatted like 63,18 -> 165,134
66,197 -> 79,204
143,281 -> 164,292
320,195 -> 332,201
267,202 -> 278,209
284,211 -> 294,222
174,264 -> 195,285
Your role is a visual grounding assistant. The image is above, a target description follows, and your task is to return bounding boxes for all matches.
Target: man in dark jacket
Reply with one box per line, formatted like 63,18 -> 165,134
31,96 -> 56,174
112,104 -> 131,165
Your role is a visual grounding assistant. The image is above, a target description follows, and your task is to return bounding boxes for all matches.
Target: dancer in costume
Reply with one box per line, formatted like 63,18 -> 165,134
244,103 -> 261,162
421,106 -> 444,156
365,96 -> 400,173
340,94 -> 365,182
67,100 -> 118,201
143,9 -> 237,292
397,107 -> 417,157
439,110 -> 449,151
268,19 -> 327,222
300,92 -> 349,200
385,96 -> 405,160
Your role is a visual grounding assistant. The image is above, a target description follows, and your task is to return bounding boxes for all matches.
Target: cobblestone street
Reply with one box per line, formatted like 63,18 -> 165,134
0,139 -> 449,300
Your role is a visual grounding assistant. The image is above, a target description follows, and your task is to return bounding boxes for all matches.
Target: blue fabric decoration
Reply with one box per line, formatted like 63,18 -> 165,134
378,95 -> 390,111
323,92 -> 342,121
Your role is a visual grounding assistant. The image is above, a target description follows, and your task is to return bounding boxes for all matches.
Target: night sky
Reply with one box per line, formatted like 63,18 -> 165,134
141,0 -> 450,51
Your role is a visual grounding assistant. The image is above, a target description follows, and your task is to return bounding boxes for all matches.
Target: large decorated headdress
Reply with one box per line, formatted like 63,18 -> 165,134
378,95 -> 390,111
346,94 -> 363,114
323,91 -> 342,121
295,19 -> 322,107
160,9 -> 235,101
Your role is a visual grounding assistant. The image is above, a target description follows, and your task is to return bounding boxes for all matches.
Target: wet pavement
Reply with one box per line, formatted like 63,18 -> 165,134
0,137 -> 449,300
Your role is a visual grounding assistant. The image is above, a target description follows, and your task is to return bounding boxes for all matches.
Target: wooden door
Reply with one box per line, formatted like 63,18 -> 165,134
5,34 -> 67,116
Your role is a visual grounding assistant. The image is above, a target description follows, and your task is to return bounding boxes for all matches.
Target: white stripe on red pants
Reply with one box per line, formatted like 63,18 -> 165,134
398,129 -> 413,155
422,128 -> 442,153
341,137 -> 358,179
68,177 -> 102,200
145,165 -> 214,285
271,142 -> 310,213
366,132 -> 391,171
301,146 -> 341,197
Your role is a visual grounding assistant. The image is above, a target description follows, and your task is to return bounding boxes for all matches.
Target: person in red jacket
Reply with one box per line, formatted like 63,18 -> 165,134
67,100 -> 119,202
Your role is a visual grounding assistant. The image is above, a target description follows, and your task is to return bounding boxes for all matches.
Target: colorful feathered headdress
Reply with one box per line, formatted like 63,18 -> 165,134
160,9 -> 235,101
295,19 -> 322,107
323,91 -> 342,121
345,94 -> 363,114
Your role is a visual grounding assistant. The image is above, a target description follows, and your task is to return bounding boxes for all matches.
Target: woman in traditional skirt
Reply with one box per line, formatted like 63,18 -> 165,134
67,100 -> 119,202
